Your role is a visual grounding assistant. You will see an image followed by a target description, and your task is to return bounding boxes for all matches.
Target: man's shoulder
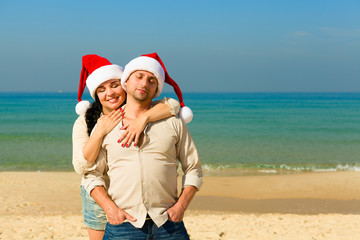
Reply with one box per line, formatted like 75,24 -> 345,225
156,115 -> 184,126
149,116 -> 185,135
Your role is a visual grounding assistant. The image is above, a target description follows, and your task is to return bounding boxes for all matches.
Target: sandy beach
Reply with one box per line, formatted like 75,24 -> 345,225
1,171 -> 360,239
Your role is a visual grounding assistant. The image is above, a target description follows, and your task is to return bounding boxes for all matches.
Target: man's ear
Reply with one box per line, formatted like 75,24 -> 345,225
155,79 -> 158,93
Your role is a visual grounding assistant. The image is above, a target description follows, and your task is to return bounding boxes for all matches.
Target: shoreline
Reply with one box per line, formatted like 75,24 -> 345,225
3,163 -> 360,175
3,167 -> 360,176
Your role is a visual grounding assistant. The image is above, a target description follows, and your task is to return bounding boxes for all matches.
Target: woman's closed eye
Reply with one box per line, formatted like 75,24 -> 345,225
97,87 -> 105,93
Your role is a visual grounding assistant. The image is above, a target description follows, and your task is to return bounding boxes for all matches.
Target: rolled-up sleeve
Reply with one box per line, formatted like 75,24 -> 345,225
175,119 -> 203,190
72,115 -> 97,175
82,147 -> 108,194
153,97 -> 180,116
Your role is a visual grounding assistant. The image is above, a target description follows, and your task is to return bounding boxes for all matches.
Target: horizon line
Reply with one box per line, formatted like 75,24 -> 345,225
1,91 -> 360,94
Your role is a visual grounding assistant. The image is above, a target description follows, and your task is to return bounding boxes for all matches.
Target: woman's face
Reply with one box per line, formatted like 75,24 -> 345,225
96,79 -> 126,114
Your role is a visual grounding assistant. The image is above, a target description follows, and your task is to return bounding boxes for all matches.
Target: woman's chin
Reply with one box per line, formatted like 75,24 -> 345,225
101,97 -> 124,111
108,101 -> 122,110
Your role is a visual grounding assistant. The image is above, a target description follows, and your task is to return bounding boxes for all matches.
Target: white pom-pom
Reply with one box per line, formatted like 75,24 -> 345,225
179,106 -> 193,124
75,100 -> 91,115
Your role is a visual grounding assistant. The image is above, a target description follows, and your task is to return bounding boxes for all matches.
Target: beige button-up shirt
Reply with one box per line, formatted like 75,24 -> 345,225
83,115 -> 203,228
72,98 -> 180,189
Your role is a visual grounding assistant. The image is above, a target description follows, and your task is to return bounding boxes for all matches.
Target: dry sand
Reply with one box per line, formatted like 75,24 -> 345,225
0,171 -> 360,239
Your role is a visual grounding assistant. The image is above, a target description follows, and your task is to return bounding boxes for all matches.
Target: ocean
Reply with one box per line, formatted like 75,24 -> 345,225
1,92 -> 360,175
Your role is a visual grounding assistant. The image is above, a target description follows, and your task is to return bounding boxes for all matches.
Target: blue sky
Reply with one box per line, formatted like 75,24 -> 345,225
1,0 -> 359,92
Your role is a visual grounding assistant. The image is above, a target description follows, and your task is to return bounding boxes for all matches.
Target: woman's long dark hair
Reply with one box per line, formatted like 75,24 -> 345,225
85,95 -> 102,136
85,92 -> 126,136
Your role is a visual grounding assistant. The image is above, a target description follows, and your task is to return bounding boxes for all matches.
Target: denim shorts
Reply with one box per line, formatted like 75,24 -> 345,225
80,185 -> 107,230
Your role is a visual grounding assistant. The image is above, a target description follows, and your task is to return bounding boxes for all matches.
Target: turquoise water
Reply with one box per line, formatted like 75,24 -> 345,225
1,92 -> 360,174
186,92 -> 360,174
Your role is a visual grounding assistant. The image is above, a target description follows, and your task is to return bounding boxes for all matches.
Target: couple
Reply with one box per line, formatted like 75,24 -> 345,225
72,53 -> 203,240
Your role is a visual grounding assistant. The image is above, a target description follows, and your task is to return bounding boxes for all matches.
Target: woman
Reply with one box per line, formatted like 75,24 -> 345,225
72,54 -> 180,240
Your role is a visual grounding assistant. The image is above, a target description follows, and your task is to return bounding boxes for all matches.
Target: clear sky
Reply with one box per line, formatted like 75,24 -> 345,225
1,0 -> 359,92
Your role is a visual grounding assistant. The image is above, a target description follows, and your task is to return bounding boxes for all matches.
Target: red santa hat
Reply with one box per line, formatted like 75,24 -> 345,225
75,54 -> 123,115
121,52 -> 193,123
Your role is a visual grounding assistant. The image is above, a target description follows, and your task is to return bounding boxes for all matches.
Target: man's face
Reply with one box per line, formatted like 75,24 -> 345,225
125,70 -> 158,102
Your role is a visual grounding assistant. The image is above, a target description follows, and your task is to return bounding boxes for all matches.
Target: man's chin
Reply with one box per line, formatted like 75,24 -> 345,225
134,94 -> 151,102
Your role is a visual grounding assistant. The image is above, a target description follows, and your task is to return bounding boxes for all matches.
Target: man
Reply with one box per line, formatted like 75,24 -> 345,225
84,53 -> 202,239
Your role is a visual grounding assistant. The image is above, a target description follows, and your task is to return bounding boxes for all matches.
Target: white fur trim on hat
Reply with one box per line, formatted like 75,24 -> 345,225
75,100 -> 91,115
179,106 -> 193,124
121,56 -> 165,98
87,64 -> 123,99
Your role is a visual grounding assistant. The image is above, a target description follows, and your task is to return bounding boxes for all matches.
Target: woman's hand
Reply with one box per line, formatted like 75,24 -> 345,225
117,114 -> 148,147
82,108 -> 124,164
96,108 -> 124,137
